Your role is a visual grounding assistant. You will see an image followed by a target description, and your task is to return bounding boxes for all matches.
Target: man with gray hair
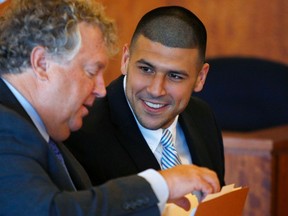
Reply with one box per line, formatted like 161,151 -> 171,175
0,1 -> 220,215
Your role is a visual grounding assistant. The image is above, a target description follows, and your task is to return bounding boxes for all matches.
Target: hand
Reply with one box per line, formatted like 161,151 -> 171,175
159,165 -> 220,210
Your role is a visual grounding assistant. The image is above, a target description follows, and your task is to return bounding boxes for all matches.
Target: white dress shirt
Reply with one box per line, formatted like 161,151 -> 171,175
123,76 -> 193,165
123,76 -> 193,212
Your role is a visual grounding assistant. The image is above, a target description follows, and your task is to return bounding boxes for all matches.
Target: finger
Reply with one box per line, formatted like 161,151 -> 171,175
196,179 -> 214,197
170,197 -> 191,211
201,169 -> 220,193
192,190 -> 204,202
194,167 -> 220,193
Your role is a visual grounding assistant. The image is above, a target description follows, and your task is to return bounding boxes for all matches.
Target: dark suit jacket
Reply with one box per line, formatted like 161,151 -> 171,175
0,78 -> 159,216
65,75 -> 225,187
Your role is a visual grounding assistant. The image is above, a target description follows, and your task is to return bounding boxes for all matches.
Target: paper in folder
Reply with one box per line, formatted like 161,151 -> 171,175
162,184 -> 249,216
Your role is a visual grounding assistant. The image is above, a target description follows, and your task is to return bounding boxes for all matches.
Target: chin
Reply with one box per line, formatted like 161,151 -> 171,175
140,122 -> 162,130
70,121 -> 83,132
62,133 -> 71,142
52,130 -> 70,142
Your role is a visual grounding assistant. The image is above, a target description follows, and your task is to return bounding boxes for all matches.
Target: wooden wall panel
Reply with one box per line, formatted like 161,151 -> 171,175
1,1 -> 288,215
1,0 -> 287,84
223,125 -> 288,216
100,0 -> 288,84
224,139 -> 273,216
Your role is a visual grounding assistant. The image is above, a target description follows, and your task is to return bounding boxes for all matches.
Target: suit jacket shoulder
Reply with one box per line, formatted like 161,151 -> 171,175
179,96 -> 225,186
66,75 -> 225,187
67,76 -> 162,184
0,85 -> 160,215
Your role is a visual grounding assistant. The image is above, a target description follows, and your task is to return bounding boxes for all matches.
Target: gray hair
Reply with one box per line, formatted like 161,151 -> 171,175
0,0 -> 118,75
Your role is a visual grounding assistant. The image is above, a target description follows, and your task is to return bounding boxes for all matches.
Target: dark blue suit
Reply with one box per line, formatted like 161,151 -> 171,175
0,79 -> 159,216
65,75 -> 225,187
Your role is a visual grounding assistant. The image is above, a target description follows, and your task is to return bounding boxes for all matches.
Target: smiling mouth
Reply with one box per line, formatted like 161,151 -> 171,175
144,101 -> 165,109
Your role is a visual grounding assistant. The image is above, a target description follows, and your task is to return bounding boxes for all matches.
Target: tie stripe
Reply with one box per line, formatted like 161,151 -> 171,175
160,129 -> 181,170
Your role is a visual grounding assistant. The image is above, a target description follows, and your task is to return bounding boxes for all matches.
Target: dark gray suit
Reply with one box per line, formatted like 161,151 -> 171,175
0,79 -> 159,216
65,75 -> 225,187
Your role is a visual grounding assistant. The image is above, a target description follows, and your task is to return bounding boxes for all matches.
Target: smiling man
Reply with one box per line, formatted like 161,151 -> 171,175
122,34 -> 208,130
0,1 -> 221,215
66,6 -> 225,187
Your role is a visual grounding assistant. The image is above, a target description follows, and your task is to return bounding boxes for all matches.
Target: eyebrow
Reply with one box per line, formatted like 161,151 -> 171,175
137,59 -> 189,77
136,59 -> 155,69
93,61 -> 107,69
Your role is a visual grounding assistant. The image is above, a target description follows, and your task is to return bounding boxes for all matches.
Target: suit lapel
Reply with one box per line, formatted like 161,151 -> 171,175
0,78 -> 91,190
179,109 -> 213,168
0,79 -> 33,123
107,76 -> 161,171
105,76 -> 215,171
57,142 -> 92,189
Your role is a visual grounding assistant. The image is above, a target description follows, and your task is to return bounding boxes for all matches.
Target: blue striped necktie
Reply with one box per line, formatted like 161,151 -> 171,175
160,129 -> 181,170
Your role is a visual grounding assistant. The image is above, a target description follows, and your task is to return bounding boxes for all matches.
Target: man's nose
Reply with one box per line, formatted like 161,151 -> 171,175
93,75 -> 106,98
146,74 -> 166,97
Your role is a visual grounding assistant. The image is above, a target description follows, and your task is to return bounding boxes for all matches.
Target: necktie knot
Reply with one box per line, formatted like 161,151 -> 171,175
160,129 -> 181,170
160,129 -> 173,148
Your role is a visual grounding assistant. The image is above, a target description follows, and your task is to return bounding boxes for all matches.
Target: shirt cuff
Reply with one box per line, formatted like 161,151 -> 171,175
138,169 -> 169,213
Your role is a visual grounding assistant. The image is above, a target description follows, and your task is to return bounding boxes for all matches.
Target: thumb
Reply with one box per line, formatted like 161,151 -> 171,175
169,197 -> 191,211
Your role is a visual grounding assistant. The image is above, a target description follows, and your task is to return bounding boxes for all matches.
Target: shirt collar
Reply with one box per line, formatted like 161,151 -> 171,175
137,116 -> 179,153
123,75 -> 179,153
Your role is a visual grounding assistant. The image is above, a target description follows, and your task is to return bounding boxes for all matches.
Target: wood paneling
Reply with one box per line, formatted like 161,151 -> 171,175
0,0 -> 8,13
1,1 -> 288,215
100,0 -> 288,84
223,125 -> 288,216
1,0 -> 287,84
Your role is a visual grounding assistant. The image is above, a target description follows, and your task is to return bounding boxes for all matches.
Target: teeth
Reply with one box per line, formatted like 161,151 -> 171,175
145,101 -> 164,109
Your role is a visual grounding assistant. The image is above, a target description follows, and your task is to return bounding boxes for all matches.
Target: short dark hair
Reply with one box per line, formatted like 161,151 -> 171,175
130,6 -> 207,63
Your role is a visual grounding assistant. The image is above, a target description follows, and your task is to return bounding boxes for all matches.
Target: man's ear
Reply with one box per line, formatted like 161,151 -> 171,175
194,63 -> 209,92
30,46 -> 48,80
120,44 -> 130,75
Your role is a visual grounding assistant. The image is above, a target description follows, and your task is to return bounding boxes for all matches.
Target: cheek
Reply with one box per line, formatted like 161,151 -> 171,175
75,78 -> 94,97
127,71 -> 150,92
83,81 -> 94,94
170,85 -> 193,106
126,75 -> 138,94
